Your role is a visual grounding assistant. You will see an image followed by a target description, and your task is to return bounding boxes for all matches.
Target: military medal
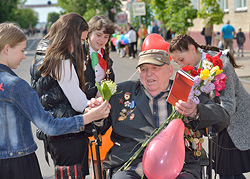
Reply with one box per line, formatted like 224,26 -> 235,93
129,113 -> 135,120
118,115 -> 126,121
196,150 -> 201,156
124,101 -> 131,107
119,97 -> 124,104
199,138 -> 204,143
121,108 -> 127,113
130,101 -> 135,109
124,92 -> 130,100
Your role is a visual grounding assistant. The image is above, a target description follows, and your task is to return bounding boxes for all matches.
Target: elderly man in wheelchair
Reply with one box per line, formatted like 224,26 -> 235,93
88,49 -> 230,179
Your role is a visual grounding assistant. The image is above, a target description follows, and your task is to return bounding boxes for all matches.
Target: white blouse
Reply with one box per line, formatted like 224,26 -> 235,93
56,59 -> 88,112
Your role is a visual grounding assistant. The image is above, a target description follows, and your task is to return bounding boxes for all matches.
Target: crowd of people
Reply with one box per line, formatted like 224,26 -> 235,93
0,13 -> 250,179
202,20 -> 246,57
110,20 -> 173,59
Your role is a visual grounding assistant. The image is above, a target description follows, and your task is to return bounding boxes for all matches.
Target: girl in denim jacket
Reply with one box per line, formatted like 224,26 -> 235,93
0,22 -> 110,179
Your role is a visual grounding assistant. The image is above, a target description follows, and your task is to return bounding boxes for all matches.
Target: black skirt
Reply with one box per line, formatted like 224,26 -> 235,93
0,152 -> 43,179
213,128 -> 250,175
48,133 -> 89,177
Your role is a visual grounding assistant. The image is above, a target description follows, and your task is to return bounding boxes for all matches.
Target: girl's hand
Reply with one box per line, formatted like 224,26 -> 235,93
86,97 -> 104,111
84,100 -> 111,125
175,99 -> 197,118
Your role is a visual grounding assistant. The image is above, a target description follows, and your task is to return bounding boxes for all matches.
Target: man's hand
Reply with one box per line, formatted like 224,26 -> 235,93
175,99 -> 197,118
83,99 -> 111,125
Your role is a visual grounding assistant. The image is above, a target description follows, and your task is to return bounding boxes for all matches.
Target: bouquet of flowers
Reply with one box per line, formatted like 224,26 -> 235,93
117,51 -> 227,177
183,51 -> 227,104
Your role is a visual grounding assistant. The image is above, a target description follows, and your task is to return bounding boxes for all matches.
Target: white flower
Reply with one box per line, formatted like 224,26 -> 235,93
101,80 -> 117,95
202,60 -> 213,70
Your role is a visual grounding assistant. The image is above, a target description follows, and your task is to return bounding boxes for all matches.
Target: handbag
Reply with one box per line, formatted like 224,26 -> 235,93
55,163 -> 84,179
218,40 -> 224,49
201,27 -> 205,35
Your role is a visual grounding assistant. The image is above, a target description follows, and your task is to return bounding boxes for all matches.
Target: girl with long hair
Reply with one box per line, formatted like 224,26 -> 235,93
169,34 -> 250,179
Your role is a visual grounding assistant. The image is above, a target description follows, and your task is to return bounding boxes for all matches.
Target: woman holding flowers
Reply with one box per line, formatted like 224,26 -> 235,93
169,34 -> 250,179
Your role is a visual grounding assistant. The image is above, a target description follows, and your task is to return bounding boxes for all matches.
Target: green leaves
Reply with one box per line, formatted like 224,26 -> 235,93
102,83 -> 112,101
96,80 -> 116,101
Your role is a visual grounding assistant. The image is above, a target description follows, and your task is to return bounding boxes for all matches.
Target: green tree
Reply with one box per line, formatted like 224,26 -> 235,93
198,0 -> 224,26
131,0 -> 154,30
13,9 -> 38,29
58,0 -> 87,15
0,0 -> 21,23
58,0 -> 121,22
151,0 -> 197,34
47,12 -> 60,25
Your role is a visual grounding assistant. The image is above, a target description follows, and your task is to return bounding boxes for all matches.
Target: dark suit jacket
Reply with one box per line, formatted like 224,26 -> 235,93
97,80 -> 229,178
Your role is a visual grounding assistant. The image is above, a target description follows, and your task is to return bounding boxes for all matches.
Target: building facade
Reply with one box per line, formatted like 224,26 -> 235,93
189,0 -> 250,50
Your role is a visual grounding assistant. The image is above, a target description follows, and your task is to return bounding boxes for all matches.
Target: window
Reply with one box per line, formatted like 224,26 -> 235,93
192,0 -> 200,10
235,0 -> 247,11
220,0 -> 229,12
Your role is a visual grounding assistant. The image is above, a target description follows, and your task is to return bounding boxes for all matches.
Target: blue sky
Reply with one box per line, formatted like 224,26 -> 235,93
25,0 -> 63,22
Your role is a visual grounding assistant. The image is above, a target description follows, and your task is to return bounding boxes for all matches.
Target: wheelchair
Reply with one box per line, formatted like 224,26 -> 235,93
90,127 -> 216,179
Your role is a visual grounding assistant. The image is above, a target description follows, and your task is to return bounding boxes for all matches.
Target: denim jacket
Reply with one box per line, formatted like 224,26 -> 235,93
0,64 -> 85,159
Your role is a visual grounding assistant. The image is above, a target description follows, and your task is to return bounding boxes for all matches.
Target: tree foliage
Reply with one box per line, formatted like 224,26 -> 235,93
0,0 -> 39,29
14,9 -> 39,29
47,12 -> 60,25
58,0 -> 121,22
58,0 -> 88,16
198,0 -> 224,26
151,0 -> 197,34
0,0 -> 20,23
131,0 -> 154,30
151,0 -> 224,34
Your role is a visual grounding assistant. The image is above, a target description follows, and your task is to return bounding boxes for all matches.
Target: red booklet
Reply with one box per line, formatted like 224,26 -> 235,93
167,70 -> 194,106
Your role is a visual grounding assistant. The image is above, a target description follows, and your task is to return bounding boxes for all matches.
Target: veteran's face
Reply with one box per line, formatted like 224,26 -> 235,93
139,63 -> 173,97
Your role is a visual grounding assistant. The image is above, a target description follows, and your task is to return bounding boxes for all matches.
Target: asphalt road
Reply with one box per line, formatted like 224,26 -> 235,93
13,36 -> 250,179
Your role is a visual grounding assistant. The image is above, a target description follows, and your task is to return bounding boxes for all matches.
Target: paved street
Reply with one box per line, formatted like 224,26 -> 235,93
13,36 -> 250,179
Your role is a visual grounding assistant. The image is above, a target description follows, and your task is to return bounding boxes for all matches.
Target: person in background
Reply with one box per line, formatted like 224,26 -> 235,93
236,28 -> 246,57
84,15 -> 115,179
221,20 -> 236,55
0,22 -> 110,179
88,49 -> 229,179
169,34 -> 250,179
204,24 -> 213,46
151,21 -> 159,34
127,24 -> 137,59
30,12 -> 94,178
166,27 -> 172,42
138,24 -> 148,51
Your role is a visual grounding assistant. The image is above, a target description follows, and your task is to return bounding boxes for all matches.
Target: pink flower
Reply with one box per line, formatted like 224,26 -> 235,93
213,73 -> 227,96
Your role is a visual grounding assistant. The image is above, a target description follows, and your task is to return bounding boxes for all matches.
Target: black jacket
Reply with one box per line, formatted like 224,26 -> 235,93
30,39 -> 81,118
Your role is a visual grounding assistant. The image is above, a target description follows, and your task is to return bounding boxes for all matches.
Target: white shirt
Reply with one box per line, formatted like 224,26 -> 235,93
127,29 -> 137,43
56,59 -> 88,112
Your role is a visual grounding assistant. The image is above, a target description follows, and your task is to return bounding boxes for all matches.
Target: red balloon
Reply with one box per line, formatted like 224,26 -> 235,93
142,33 -> 172,61
142,119 -> 185,179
